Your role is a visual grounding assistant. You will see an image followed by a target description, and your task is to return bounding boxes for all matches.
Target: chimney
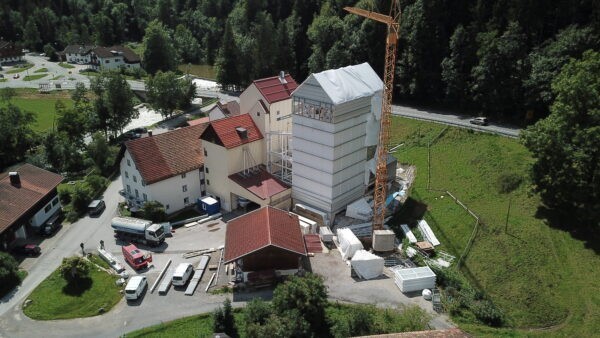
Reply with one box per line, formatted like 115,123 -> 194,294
148,130 -> 153,137
278,71 -> 287,84
9,172 -> 20,186
236,127 -> 248,139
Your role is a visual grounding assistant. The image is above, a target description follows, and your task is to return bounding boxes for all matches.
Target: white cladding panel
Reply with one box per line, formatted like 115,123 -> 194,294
293,161 -> 366,188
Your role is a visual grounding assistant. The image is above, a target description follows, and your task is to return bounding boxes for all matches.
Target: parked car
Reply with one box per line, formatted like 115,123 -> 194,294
41,212 -> 63,236
172,263 -> 194,286
88,199 -> 106,216
13,74 -> 20,79
0,74 -> 4,78
125,275 -> 148,301
13,244 -> 41,256
469,117 -> 489,126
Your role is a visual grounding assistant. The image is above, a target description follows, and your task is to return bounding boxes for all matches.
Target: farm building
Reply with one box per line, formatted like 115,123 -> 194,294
291,63 -> 384,219
224,206 -> 307,283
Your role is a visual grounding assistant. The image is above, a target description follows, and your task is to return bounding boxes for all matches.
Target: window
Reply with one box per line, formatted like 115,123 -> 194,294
166,204 -> 170,210
135,189 -> 139,198
127,185 -> 131,193
257,111 -> 260,116
204,148 -> 207,156
127,159 -> 131,166
184,197 -> 189,204
206,167 -> 209,174
142,180 -> 146,187
200,179 -> 205,185
182,185 -> 188,192
207,179 -> 210,185
143,193 -> 147,201
52,197 -> 59,206
44,204 -> 52,213
133,176 -> 137,183
181,173 -> 186,179
125,171 -> 129,178
105,59 -> 109,63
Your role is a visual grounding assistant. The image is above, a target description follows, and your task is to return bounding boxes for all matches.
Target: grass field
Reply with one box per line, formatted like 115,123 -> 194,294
34,68 -> 48,73
0,78 -> 6,82
6,64 -> 33,74
178,64 -> 217,79
23,259 -> 121,320
58,62 -> 75,69
390,117 -> 600,336
0,92 -> 74,131
23,74 -> 48,81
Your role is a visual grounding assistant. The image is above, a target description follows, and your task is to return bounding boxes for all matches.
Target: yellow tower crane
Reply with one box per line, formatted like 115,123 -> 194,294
344,1 -> 401,234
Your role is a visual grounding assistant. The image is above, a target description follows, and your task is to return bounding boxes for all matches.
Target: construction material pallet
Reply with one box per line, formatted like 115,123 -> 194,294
158,268 -> 174,295
185,255 -> 210,295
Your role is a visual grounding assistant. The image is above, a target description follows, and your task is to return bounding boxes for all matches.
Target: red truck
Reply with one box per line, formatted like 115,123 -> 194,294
122,244 -> 152,270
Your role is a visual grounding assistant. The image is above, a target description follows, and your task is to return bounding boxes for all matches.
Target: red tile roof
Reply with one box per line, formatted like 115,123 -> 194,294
200,114 -> 263,149
224,206 -> 307,263
0,164 -> 63,233
187,117 -> 210,126
228,166 -> 290,200
253,74 -> 298,104
125,124 -> 207,184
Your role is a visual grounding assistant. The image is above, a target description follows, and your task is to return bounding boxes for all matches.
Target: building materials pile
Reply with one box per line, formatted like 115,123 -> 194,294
372,229 -> 396,251
304,234 -> 323,253
400,224 -> 417,243
97,247 -> 125,273
345,197 -> 373,221
297,214 -> 318,235
418,219 -> 440,246
319,226 -> 333,243
351,250 -> 384,279
185,255 -> 210,295
390,266 -> 436,293
337,228 -> 363,260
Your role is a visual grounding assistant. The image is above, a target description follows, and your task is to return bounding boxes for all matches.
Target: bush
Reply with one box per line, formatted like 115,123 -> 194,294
272,274 -> 328,333
472,299 -> 505,327
71,184 -> 92,214
58,187 -> 72,205
212,298 -> 237,337
58,256 -> 90,284
85,174 -> 108,195
141,201 -> 167,222
244,298 -> 272,326
66,210 -> 79,223
0,252 -> 20,297
496,172 -> 523,194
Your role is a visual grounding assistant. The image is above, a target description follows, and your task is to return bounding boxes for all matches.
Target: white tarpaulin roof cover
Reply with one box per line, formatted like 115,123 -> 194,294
351,250 -> 384,279
345,197 -> 373,221
311,63 -> 383,105
337,228 -> 363,260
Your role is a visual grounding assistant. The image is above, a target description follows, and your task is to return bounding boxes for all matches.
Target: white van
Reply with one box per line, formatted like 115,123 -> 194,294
125,275 -> 147,301
172,263 -> 194,286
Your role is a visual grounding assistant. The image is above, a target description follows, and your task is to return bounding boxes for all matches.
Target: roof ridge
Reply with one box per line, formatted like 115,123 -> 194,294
266,207 -> 272,246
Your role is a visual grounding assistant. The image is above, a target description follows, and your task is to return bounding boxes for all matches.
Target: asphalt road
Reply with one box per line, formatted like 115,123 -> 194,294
392,104 -> 521,138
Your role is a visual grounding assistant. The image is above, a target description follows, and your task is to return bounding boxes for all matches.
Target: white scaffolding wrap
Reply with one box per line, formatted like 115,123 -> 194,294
311,63 -> 384,105
337,228 -> 364,260
351,250 -> 384,279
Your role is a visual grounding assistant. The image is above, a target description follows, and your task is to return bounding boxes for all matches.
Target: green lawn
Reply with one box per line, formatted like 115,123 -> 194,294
23,74 -> 48,81
0,78 -> 6,82
34,68 -> 48,73
58,62 -> 75,69
6,64 -> 33,74
178,64 -> 217,79
0,97 -> 74,131
23,259 -> 121,320
390,117 -> 600,336
80,70 -> 99,77
51,75 -> 64,80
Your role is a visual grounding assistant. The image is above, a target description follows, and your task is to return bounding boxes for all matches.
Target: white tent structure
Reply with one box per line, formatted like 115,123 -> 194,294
291,63 -> 383,219
351,250 -> 384,279
345,197 -> 373,221
337,228 -> 363,260
390,266 -> 436,293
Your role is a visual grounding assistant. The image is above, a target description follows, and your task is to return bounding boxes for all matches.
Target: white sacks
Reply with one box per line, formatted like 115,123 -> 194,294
337,228 -> 363,260
390,266 -> 436,293
351,250 -> 384,279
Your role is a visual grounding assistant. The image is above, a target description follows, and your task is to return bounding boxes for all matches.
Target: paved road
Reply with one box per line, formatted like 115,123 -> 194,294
392,104 -> 521,138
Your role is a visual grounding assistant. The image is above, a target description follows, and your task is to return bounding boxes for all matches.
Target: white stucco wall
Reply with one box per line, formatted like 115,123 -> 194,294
66,53 -> 91,64
29,195 -> 61,228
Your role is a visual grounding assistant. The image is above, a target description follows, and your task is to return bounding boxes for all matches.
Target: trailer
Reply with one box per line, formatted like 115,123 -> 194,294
111,216 -> 166,246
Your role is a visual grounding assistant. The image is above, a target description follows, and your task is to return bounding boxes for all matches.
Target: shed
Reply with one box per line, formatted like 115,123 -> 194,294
390,266 -> 436,293
199,196 -> 220,215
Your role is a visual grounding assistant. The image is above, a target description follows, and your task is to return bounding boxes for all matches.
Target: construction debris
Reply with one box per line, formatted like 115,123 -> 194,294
182,248 -> 216,259
400,223 -> 417,243
418,219 -> 440,246
345,197 -> 373,221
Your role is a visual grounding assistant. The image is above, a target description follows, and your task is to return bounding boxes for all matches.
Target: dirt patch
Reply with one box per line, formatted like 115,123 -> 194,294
14,88 -> 74,100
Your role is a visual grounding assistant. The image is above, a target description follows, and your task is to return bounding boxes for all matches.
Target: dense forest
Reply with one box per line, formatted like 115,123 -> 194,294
1,0 -> 598,121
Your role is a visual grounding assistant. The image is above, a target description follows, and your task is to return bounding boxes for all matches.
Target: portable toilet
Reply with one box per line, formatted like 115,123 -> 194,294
199,196 -> 220,215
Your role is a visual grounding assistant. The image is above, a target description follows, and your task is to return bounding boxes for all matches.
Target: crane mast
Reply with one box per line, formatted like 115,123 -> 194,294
344,1 -> 401,233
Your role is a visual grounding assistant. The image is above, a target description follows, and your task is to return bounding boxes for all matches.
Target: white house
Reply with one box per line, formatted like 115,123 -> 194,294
90,45 -> 141,71
200,114 -> 291,212
240,72 -> 298,183
0,164 -> 63,250
120,124 -> 207,214
62,44 -> 95,64
207,100 -> 240,121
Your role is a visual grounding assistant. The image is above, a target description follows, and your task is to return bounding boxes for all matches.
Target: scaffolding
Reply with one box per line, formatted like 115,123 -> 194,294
267,131 -> 293,185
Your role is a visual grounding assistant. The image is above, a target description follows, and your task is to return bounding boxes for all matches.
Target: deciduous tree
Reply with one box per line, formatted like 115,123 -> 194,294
142,20 -> 177,74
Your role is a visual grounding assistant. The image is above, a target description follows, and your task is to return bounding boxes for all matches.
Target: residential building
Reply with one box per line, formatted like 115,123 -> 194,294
207,100 -> 240,121
200,114 -> 291,212
291,63 -> 384,219
239,72 -> 298,183
120,124 -> 207,214
0,164 -> 63,250
0,41 -> 23,65
224,206 -> 307,283
90,45 -> 140,71
62,44 -> 95,64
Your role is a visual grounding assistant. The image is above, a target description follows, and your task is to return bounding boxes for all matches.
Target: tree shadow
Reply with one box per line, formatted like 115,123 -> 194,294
62,278 -> 93,296
535,205 -> 600,254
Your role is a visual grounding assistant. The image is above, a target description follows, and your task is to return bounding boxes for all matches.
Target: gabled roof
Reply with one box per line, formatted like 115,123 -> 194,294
253,74 -> 298,104
92,45 -> 140,63
224,206 -> 307,263
0,164 -> 63,233
63,44 -> 95,55
293,63 -> 383,105
200,114 -> 263,149
229,166 -> 290,200
125,123 -> 207,184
